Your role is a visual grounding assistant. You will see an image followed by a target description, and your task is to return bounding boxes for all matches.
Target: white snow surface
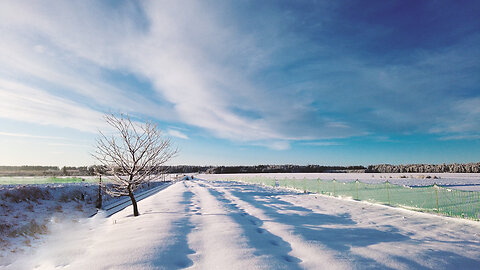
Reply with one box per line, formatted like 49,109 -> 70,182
3,179 -> 480,269
198,173 -> 480,191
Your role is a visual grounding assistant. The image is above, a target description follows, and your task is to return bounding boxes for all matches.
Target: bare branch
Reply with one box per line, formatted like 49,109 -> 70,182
92,113 -> 178,206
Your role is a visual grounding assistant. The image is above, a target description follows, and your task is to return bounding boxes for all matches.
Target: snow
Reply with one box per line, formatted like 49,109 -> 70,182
0,181 -> 168,260
198,173 -> 480,191
2,179 -> 480,269
0,183 -> 99,257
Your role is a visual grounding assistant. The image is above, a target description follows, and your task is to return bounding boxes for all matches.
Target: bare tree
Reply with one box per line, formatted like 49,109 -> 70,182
93,114 -> 177,216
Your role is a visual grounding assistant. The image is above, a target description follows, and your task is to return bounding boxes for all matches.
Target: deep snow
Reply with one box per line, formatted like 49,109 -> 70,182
2,179 -> 480,269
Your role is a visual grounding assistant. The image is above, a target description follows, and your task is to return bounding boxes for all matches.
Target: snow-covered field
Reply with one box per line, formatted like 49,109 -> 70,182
3,179 -> 480,269
199,173 -> 480,191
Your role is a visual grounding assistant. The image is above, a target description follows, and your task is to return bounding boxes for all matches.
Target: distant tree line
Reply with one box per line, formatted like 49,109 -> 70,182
0,166 -> 94,176
2,163 -> 479,176
366,163 -> 480,173
0,164 -> 366,176
203,165 -> 366,174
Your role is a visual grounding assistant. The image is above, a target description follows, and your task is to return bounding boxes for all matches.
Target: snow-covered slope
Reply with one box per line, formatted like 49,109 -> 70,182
3,180 -> 480,269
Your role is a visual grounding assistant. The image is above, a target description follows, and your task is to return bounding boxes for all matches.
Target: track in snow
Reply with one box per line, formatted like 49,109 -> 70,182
4,179 -> 480,269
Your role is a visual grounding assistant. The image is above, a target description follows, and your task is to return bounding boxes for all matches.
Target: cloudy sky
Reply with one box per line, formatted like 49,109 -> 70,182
1,0 -> 479,166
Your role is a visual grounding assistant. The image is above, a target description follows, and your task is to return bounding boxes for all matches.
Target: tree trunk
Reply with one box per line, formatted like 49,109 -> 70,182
128,186 -> 139,216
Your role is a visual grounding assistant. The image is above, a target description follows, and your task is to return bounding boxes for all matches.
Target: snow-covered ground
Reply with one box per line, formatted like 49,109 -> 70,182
0,183 -> 99,258
199,173 -> 480,191
0,181 -> 168,260
3,179 -> 480,269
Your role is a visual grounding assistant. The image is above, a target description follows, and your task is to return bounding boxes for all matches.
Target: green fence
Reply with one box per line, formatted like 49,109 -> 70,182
0,177 -> 97,185
228,177 -> 480,221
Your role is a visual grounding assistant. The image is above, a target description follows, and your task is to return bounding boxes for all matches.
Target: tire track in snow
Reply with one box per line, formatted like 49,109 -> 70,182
201,180 -> 351,270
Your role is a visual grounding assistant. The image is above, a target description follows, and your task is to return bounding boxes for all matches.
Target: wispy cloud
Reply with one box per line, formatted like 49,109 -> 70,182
47,142 -> 92,148
0,79 -> 105,133
438,134 -> 480,141
0,0 -> 363,147
166,129 -> 189,140
0,131 -> 65,140
0,0 -> 479,151
301,141 -> 342,146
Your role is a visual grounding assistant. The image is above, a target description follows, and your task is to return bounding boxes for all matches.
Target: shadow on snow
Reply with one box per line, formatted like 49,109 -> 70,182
209,180 -> 480,270
150,183 -> 195,269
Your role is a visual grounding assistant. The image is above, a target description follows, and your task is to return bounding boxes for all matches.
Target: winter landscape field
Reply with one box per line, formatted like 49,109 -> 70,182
2,175 -> 480,269
2,0 -> 480,269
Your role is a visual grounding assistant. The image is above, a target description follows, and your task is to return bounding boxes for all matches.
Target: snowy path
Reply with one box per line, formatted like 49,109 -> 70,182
4,180 -> 480,269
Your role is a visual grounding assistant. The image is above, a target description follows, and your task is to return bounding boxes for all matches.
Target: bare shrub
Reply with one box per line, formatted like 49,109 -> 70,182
0,223 -> 12,236
7,220 -> 47,238
58,189 -> 85,202
2,186 -> 51,203
26,204 -> 34,212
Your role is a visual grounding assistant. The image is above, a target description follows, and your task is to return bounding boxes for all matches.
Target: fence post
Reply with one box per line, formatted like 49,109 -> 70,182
96,175 -> 102,209
303,177 -> 307,193
434,183 -> 439,214
355,180 -> 359,200
333,180 -> 336,196
386,181 -> 391,205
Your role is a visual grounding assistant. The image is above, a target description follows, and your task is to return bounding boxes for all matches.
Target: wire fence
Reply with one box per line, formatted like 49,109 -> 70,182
225,177 -> 480,221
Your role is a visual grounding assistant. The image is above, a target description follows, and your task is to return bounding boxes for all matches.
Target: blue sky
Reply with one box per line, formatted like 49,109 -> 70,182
0,0 -> 479,166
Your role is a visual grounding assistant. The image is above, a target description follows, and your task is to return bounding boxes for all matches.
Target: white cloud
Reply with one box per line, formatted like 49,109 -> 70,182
0,0 -> 364,148
0,78 -> 105,133
166,129 -> 189,140
268,141 -> 291,150
302,141 -> 342,146
0,131 -> 65,140
252,141 -> 291,151
9,0 -> 477,149
438,135 -> 480,141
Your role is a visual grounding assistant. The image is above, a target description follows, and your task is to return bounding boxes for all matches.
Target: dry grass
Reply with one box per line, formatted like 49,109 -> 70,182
58,189 -> 86,202
2,186 -> 51,203
25,204 -> 34,212
7,220 -> 48,238
0,223 -> 12,236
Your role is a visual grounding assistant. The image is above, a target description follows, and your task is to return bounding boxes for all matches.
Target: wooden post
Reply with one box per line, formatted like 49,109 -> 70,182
333,180 -> 336,196
355,180 -> 359,200
386,181 -> 391,205
96,175 -> 102,209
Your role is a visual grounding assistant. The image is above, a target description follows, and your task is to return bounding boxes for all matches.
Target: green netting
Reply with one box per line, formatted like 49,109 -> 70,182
0,177 -> 96,185
230,177 -> 480,221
